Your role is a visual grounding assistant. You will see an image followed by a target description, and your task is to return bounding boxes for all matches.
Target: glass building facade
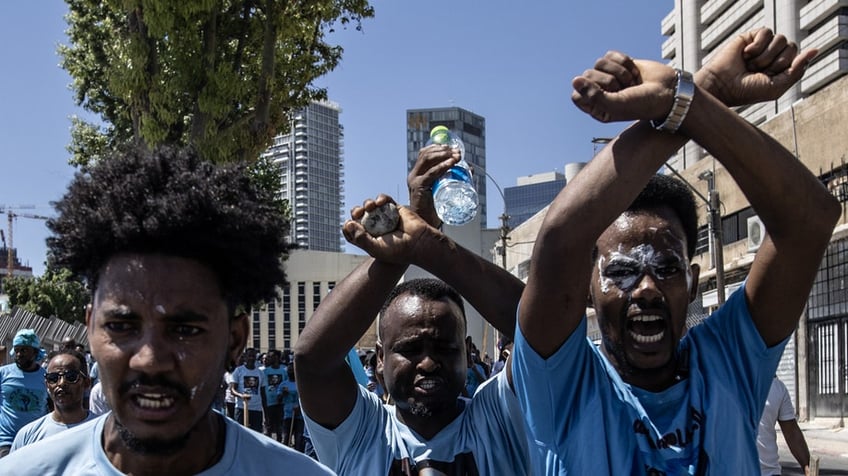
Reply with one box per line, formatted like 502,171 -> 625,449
262,100 -> 344,251
406,107 -> 487,227
504,175 -> 565,229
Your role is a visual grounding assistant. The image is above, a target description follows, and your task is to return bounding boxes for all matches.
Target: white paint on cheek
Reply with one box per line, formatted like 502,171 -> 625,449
598,256 -> 612,294
155,305 -> 166,315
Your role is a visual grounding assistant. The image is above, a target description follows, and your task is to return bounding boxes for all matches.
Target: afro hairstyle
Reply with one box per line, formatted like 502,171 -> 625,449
47,145 -> 289,310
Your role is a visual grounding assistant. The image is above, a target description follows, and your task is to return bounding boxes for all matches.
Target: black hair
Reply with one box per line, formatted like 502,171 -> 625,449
48,349 -> 88,376
378,278 -> 466,341
47,145 -> 289,309
592,174 -> 699,262
627,174 -> 698,259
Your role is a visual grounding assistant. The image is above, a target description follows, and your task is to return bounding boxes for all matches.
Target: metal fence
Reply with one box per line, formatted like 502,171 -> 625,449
0,307 -> 88,353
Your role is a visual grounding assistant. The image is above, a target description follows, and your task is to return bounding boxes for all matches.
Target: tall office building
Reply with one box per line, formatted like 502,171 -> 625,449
504,171 -> 565,229
262,100 -> 344,251
406,107 -> 487,227
661,0 -> 847,169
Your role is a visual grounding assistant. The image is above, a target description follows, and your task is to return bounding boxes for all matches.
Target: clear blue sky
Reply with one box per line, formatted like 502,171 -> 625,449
1,0 -> 672,276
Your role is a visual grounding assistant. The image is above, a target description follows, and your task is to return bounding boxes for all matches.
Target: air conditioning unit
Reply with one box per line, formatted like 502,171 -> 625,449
747,215 -> 766,252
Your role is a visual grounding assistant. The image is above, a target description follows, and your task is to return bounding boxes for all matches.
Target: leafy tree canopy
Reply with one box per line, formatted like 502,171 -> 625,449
60,0 -> 374,166
5,267 -> 89,324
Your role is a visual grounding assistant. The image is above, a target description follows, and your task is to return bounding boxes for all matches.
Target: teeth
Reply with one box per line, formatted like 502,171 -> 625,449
136,393 -> 175,409
417,379 -> 438,390
630,330 -> 664,344
631,315 -> 663,322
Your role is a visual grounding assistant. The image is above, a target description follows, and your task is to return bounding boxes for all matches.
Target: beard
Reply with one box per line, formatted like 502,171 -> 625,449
113,416 -> 191,456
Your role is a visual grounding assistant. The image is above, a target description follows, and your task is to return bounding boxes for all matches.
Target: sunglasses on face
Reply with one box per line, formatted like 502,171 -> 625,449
45,369 -> 84,384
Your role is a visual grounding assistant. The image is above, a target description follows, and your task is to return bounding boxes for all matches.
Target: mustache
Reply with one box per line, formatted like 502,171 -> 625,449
118,375 -> 191,400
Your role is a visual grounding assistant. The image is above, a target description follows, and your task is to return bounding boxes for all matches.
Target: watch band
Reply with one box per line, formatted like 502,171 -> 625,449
651,69 -> 695,134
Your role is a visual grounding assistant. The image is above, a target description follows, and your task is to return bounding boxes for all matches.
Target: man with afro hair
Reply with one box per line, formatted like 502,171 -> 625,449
0,146 -> 332,475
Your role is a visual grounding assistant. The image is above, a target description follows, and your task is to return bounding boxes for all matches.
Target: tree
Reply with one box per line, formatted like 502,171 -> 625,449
60,0 -> 374,166
5,268 -> 89,324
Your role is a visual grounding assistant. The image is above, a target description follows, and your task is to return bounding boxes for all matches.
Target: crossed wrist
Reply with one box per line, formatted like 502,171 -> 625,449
651,69 -> 695,134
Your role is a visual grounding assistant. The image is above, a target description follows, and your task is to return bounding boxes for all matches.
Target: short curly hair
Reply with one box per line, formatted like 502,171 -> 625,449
627,174 -> 699,259
47,145 -> 289,309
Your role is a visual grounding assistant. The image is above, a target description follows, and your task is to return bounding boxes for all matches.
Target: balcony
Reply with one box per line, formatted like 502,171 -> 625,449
701,0 -> 762,50
801,14 -> 848,52
800,0 -> 848,31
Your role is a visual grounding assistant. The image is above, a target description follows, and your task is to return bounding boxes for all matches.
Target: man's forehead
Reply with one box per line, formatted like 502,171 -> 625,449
383,297 -> 463,340
599,210 -> 687,252
48,354 -> 81,370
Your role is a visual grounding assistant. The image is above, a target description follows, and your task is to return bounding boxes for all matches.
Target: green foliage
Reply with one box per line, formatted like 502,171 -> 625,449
247,153 -> 292,223
60,0 -> 374,166
5,268 -> 89,324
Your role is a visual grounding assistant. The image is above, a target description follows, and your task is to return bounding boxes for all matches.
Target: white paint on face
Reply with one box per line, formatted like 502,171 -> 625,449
155,304 -> 166,315
599,243 -> 689,293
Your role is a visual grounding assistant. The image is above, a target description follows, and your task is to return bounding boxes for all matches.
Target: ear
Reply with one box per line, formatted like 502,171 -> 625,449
688,263 -> 701,303
85,303 -> 93,328
587,290 -> 595,309
228,313 -> 249,367
375,342 -> 384,376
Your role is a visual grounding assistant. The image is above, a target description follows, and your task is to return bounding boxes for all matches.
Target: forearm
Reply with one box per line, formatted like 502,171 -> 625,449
414,230 -> 524,339
679,86 -> 839,245
780,420 -> 811,468
295,258 -> 406,372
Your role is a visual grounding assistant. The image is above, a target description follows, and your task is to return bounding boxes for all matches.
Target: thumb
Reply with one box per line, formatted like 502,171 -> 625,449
777,48 -> 818,88
571,76 -> 612,123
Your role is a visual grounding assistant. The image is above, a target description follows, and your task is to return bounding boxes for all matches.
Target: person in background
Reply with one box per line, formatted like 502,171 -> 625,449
0,329 -> 48,457
87,380 -> 110,417
261,349 -> 287,442
230,347 -> 265,432
11,350 -> 95,450
757,376 -> 811,476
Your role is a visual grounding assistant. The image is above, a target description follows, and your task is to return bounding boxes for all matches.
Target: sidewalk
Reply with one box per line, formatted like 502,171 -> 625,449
778,417 -> 848,459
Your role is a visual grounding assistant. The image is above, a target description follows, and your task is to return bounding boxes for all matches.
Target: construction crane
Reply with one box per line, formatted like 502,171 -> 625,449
0,205 -> 50,283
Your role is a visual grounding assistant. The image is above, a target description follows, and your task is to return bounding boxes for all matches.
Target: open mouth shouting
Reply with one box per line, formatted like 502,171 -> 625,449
627,314 -> 666,347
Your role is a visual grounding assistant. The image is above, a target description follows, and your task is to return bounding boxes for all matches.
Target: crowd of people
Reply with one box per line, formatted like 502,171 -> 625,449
0,28 -> 836,475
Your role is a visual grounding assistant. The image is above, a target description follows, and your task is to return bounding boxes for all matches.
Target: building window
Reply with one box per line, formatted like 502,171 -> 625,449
282,285 -> 291,350
252,309 -> 261,349
298,282 -> 306,334
267,300 -> 276,351
808,238 -> 848,321
313,283 -> 322,310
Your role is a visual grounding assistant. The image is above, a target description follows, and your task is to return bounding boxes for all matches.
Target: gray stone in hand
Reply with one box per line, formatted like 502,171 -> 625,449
361,202 -> 400,236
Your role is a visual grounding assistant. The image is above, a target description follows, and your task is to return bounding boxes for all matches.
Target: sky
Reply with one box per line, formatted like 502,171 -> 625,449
0,0 -> 672,276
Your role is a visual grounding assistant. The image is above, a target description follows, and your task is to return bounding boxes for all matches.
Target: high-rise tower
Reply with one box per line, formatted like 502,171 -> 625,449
262,100 -> 344,251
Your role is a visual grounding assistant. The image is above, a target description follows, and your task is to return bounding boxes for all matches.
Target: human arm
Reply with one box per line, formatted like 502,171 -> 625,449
778,418 -> 811,473
406,145 -> 525,339
294,195 -> 408,429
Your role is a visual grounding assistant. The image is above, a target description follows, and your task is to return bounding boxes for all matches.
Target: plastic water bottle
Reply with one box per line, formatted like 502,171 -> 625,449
427,126 -> 479,226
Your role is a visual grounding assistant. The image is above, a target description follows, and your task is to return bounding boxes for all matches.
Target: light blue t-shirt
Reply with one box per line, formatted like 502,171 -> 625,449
512,284 -> 785,475
304,370 -> 531,475
279,380 -> 301,419
262,365 -> 288,406
0,412 -> 335,475
0,364 -> 47,446
10,411 -> 97,451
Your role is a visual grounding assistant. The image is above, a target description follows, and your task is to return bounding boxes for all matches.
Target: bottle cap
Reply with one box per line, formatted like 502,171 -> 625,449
430,125 -> 451,145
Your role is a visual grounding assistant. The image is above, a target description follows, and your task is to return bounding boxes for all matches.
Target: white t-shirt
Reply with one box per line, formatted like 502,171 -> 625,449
88,382 -> 111,416
0,413 -> 334,475
757,377 -> 797,475
231,365 -> 264,412
305,370 -> 531,475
